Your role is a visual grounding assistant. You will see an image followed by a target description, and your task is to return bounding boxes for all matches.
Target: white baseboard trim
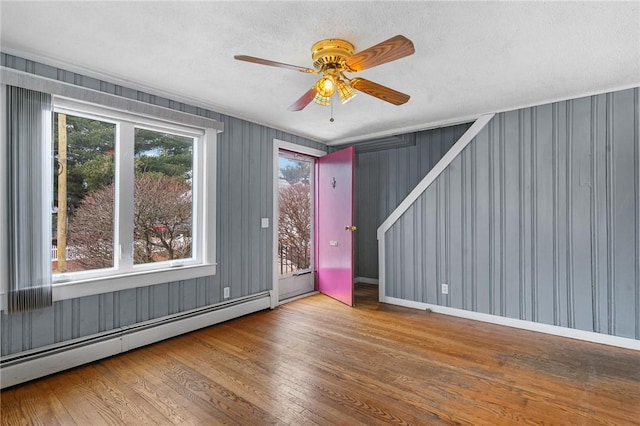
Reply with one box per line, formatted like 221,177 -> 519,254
382,296 -> 640,351
355,277 -> 379,285
0,293 -> 271,389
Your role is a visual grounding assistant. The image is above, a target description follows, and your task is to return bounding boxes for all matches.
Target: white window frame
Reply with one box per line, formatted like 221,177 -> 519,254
48,96 -> 217,301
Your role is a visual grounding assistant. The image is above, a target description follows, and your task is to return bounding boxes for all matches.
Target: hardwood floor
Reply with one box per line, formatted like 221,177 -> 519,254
2,284 -> 639,425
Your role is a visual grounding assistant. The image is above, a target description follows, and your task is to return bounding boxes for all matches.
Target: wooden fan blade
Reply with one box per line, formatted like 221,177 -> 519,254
288,87 -> 317,111
345,35 -> 415,72
234,55 -> 316,73
350,78 -> 410,105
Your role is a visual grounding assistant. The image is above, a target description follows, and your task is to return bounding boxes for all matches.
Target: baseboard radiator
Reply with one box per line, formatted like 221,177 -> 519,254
0,291 -> 271,389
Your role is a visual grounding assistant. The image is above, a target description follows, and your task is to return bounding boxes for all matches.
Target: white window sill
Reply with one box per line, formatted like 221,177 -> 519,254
52,263 -> 217,301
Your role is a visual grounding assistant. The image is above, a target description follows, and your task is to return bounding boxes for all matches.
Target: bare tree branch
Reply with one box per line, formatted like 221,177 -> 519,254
68,174 -> 192,270
278,183 -> 310,269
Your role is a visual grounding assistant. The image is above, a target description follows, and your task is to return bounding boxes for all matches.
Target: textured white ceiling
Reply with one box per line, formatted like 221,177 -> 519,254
2,1 -> 639,145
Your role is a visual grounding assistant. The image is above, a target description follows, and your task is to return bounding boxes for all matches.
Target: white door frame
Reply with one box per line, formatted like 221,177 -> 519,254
271,139 -> 326,308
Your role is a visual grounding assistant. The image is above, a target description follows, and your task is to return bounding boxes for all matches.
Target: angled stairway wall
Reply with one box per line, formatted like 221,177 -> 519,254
378,87 -> 640,349
353,124 -> 472,280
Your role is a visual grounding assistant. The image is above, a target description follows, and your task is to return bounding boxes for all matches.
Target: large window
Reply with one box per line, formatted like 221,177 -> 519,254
51,98 -> 215,294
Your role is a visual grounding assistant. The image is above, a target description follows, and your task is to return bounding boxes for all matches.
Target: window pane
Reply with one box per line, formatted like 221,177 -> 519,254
133,128 -> 194,265
278,156 -> 312,275
53,113 -> 116,273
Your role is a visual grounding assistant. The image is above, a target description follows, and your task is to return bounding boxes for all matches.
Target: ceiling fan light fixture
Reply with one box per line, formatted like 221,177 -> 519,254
315,75 -> 336,97
313,92 -> 331,106
337,79 -> 357,104
313,75 -> 336,106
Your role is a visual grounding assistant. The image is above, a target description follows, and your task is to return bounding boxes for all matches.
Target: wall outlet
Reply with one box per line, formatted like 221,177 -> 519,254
223,287 -> 230,299
441,283 -> 449,295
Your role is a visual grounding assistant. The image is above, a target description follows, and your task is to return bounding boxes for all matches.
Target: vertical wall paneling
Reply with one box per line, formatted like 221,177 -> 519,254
498,115 -> 505,317
435,174 -> 442,305
241,122 -> 249,296
459,158 -> 467,309
261,127 -> 270,297
565,101 -> 574,328
590,95 -> 601,333
31,307 -> 55,349
636,88 -> 640,340
612,89 -> 638,339
381,87 -> 640,341
606,94 -> 615,335
518,110 -> 527,320
476,126 -> 491,314
471,137 -> 478,312
572,97 -> 593,331
461,148 -> 468,310
488,119 -> 496,315
529,107 -> 538,322
424,184 -> 438,303
449,146 -> 461,308
1,53 -> 324,356
22,312 -> 31,351
552,103 -> 560,326
195,277 -> 206,308
119,288 -> 137,328
229,117 -> 244,298
414,193 -> 422,303
503,111 -> 520,320
538,105 -> 555,326
4,314 -> 20,355
71,299 -> 80,339
633,89 -> 640,340
402,207 -> 411,301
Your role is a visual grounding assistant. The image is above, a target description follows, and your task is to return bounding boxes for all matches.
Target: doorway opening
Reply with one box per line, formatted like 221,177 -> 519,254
277,150 -> 315,301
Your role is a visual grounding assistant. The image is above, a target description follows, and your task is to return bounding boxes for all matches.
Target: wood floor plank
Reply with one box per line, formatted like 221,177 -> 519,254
0,391 -> 25,426
157,336 -> 322,425
46,369 -> 116,426
122,348 -> 225,425
15,380 -> 76,426
104,353 -> 195,425
91,360 -> 184,425
2,284 -> 639,425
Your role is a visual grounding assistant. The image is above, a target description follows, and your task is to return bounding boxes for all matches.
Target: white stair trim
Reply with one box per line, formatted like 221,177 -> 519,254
377,114 -> 494,240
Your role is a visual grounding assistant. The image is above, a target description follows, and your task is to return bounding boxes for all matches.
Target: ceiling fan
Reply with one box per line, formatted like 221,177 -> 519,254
234,35 -> 415,111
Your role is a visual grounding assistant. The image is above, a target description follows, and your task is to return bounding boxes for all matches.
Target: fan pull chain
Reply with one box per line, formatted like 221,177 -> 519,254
329,101 -> 335,122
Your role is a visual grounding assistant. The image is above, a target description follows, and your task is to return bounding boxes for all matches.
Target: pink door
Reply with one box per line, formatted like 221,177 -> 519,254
316,147 -> 355,306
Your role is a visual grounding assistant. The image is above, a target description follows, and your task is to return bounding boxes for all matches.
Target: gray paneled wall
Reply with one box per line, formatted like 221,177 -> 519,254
355,124 -> 471,278
1,54 -> 325,356
384,87 -> 640,339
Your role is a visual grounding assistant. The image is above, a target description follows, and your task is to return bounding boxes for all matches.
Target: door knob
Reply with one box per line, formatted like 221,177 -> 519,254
345,225 -> 357,232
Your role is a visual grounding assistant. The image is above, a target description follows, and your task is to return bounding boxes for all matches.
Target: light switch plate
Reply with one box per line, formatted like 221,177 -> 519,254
261,218 -> 269,228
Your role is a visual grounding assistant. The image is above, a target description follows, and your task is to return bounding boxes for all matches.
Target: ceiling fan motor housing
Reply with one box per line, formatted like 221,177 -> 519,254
311,39 -> 355,71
